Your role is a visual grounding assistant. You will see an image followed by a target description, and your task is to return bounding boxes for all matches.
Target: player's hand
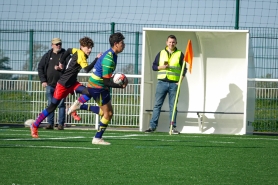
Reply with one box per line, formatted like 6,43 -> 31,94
122,78 -> 128,88
97,53 -> 102,58
42,82 -> 47,88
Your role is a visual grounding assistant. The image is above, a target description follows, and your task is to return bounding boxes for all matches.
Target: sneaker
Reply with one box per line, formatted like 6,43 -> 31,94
171,128 -> 180,135
67,100 -> 81,115
145,128 -> 155,133
71,111 -> 81,121
92,137 -> 111,145
57,124 -> 64,130
30,123 -> 39,138
43,124 -> 53,130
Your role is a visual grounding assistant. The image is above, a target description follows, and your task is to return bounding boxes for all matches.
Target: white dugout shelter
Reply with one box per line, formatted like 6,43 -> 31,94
139,28 -> 255,135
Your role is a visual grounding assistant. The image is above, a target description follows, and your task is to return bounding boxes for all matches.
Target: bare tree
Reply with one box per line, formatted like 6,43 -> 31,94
23,42 -> 48,71
0,50 -> 12,79
121,63 -> 141,84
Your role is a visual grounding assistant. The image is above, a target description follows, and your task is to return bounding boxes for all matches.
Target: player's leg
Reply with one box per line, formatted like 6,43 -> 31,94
57,98 -> 66,130
30,83 -> 68,138
78,87 -> 104,116
30,100 -> 60,138
79,104 -> 104,116
91,89 -> 112,145
68,84 -> 101,115
67,84 -> 92,114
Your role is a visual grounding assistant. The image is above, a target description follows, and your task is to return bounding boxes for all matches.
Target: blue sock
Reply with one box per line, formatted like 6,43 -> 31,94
78,95 -> 90,103
80,104 -> 100,114
34,110 -> 49,128
95,117 -> 109,138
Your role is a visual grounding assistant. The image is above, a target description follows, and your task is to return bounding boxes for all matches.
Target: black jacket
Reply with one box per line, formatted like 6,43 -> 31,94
37,48 -> 71,83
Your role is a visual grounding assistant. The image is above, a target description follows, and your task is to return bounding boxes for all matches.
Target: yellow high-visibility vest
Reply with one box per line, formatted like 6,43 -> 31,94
157,49 -> 182,81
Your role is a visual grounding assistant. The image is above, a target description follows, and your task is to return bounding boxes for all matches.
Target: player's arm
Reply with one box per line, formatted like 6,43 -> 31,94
83,53 -> 103,73
60,48 -> 73,65
83,57 -> 98,73
103,78 -> 123,88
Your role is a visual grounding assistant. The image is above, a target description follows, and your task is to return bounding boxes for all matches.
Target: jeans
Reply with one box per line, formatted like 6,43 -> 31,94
46,86 -> 65,126
150,80 -> 178,129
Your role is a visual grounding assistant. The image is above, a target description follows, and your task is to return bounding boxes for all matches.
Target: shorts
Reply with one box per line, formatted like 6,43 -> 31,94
87,87 -> 111,106
53,82 -> 82,100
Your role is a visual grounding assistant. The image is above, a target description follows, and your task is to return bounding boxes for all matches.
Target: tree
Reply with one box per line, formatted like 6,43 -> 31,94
121,63 -> 141,84
23,42 -> 48,71
21,43 -> 48,80
0,50 -> 13,79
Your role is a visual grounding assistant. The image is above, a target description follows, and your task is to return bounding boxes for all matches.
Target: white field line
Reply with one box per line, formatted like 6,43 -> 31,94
0,144 -> 99,150
108,137 -> 235,144
0,136 -> 85,141
0,133 -> 234,144
2,129 -> 278,141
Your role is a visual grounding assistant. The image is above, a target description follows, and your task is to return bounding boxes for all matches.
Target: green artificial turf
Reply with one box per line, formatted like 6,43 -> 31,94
0,127 -> 278,185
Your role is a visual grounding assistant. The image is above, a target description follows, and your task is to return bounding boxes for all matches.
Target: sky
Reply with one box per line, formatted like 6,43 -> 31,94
0,0 -> 277,28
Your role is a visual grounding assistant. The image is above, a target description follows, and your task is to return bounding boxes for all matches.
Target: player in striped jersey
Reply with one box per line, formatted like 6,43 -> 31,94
30,37 -> 102,138
67,32 -> 127,145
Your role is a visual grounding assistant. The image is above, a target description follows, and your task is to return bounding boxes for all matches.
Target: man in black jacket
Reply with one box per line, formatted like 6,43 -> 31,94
38,38 -> 80,130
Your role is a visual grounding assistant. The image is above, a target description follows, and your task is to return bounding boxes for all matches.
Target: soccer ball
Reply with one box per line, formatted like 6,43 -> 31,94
24,119 -> 35,128
112,73 -> 127,86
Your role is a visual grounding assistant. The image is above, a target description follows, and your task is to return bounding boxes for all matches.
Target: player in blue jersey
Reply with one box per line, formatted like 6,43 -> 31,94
67,32 -> 127,145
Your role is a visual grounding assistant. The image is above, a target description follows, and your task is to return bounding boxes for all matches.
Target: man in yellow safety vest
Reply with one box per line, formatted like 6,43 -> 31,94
145,35 -> 187,134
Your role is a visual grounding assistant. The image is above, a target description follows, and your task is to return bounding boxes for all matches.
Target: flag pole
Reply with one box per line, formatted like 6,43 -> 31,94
169,40 -> 193,135
169,61 -> 186,135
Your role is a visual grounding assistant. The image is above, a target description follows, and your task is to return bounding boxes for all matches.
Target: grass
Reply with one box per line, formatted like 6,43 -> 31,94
1,126 -> 278,185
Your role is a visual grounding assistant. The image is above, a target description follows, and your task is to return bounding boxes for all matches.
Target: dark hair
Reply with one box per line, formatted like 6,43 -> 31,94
167,35 -> 177,41
109,32 -> 125,47
79,37 -> 94,48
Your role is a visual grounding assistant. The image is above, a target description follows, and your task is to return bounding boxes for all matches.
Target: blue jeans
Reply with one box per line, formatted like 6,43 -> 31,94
46,86 -> 65,126
150,80 -> 178,129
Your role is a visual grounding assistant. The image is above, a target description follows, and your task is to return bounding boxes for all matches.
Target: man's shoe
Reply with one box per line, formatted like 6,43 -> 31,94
43,124 -> 53,130
145,128 -> 155,133
71,111 -> 81,121
30,123 -> 39,138
92,137 -> 111,145
171,128 -> 180,135
67,100 -> 81,115
57,124 -> 64,130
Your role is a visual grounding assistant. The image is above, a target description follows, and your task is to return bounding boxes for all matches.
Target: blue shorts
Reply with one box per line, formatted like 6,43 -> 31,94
87,88 -> 111,106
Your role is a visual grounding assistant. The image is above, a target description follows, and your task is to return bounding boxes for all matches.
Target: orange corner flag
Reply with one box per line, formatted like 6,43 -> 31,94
184,40 -> 194,74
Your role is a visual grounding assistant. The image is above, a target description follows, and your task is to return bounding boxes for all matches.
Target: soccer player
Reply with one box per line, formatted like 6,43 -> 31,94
67,32 -> 127,145
30,36 -> 101,138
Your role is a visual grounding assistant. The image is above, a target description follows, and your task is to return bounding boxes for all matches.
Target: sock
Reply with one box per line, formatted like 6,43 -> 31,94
80,105 -> 103,116
33,110 -> 49,128
95,117 -> 109,138
78,95 -> 90,103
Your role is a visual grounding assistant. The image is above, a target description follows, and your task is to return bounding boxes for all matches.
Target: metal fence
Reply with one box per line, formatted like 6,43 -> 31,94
1,20 -> 278,131
0,72 -> 141,127
249,79 -> 278,132
1,70 -> 278,131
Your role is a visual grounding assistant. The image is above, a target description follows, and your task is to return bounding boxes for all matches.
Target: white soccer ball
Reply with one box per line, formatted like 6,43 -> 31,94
112,73 -> 127,85
24,119 -> 35,128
